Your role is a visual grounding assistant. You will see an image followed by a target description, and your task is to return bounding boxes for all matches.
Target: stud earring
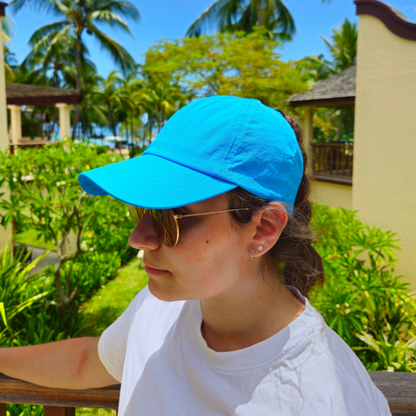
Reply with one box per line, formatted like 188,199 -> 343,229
258,246 -> 263,251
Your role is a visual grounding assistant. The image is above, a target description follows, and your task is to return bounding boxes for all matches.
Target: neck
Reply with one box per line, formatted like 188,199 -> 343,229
199,268 -> 305,352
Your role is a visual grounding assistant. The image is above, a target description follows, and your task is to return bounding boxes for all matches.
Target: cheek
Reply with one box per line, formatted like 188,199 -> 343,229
178,219 -> 239,276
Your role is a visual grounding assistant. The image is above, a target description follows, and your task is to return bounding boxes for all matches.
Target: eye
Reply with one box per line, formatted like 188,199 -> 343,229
172,209 -> 186,216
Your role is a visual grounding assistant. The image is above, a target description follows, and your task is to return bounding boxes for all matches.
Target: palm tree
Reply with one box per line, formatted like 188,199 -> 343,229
321,18 -> 357,72
10,0 -> 140,137
186,0 -> 295,42
321,18 -> 357,141
95,71 -> 127,138
2,15 -> 16,82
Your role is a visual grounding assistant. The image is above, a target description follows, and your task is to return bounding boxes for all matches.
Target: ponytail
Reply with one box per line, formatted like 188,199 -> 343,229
226,114 -> 325,297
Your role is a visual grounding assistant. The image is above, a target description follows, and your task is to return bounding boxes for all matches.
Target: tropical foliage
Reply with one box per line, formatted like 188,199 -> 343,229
302,18 -> 358,143
187,0 -> 295,42
311,204 -> 416,372
9,0 -> 140,137
0,139 -> 135,314
144,27 -> 309,111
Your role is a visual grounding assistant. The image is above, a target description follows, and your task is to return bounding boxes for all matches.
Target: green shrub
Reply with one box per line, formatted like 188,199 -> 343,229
310,204 -> 416,372
0,138 -> 135,316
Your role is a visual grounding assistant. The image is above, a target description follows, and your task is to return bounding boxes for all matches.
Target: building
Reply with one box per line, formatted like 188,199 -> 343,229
288,0 -> 416,287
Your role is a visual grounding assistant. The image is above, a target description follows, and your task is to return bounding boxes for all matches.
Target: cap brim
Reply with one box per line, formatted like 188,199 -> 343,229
78,154 -> 237,209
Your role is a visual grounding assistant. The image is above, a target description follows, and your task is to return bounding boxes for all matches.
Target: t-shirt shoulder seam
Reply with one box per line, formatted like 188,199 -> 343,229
314,331 -> 380,416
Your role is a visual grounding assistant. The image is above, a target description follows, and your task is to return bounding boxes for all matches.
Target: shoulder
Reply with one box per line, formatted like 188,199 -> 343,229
294,301 -> 391,416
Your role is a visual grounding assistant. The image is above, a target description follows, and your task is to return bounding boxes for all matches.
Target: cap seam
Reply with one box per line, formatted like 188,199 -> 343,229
218,99 -> 255,178
141,152 -> 231,183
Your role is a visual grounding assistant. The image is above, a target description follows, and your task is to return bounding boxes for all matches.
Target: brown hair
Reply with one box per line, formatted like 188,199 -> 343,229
226,114 -> 324,298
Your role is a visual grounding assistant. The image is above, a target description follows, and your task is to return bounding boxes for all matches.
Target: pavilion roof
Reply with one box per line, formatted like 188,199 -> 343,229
287,66 -> 356,108
6,83 -> 82,106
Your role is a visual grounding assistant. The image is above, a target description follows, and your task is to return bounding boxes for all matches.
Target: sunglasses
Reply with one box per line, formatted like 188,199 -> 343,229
127,204 -> 251,248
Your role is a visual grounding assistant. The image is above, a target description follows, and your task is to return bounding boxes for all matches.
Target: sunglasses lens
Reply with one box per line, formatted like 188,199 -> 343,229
151,209 -> 178,247
127,204 -> 144,225
127,205 -> 178,247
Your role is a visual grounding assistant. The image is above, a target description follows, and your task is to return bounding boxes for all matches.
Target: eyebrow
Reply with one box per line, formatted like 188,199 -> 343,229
176,206 -> 192,213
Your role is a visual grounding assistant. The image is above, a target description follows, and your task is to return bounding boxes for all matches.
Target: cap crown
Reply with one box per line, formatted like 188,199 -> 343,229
142,96 -> 303,208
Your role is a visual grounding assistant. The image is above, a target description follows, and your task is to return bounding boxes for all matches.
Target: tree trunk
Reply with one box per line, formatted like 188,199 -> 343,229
256,0 -> 263,26
108,107 -> 115,136
72,35 -> 82,140
82,109 -> 87,139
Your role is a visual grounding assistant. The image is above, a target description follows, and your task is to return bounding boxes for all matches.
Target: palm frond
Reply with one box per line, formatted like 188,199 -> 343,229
89,25 -> 136,75
186,0 -> 233,37
10,0 -> 68,17
91,0 -> 140,22
28,21 -> 70,46
89,10 -> 132,36
2,15 -> 14,39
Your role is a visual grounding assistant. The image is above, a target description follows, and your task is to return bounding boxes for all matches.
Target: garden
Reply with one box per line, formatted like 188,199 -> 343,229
1,137 -> 416,415
1,0 -> 415,414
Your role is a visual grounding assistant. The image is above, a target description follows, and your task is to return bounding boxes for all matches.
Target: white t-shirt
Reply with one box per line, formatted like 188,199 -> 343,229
98,285 -> 391,416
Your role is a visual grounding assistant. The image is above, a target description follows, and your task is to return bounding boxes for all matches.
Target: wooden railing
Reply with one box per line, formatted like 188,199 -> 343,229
312,142 -> 353,185
8,141 -> 56,155
1,372 -> 416,415
0,374 -> 119,415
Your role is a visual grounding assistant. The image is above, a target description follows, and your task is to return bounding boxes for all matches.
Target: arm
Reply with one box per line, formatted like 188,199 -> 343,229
0,337 -> 119,389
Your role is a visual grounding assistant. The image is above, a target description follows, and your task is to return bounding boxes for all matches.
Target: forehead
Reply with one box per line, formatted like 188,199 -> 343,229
181,193 -> 228,211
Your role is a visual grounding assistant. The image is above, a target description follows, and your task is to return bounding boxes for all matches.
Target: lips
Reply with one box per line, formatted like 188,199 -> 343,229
143,261 -> 168,271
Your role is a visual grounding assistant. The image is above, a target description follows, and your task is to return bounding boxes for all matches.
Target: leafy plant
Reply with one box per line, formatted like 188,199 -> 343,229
143,27 -> 310,113
0,241 -> 52,346
0,139 -> 135,315
310,204 -> 416,371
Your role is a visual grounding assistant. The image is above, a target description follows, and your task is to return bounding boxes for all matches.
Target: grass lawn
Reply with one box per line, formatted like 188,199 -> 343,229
79,257 -> 149,337
15,229 -> 57,251
77,257 -> 148,416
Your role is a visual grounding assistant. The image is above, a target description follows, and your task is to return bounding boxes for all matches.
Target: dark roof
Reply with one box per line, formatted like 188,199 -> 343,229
287,66 -> 356,108
6,83 -> 83,106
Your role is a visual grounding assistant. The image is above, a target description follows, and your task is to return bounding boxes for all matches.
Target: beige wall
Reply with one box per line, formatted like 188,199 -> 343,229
311,181 -> 353,210
0,18 -> 12,252
353,15 -> 416,287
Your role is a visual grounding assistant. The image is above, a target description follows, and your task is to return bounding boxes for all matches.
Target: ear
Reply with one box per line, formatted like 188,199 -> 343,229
250,202 -> 288,255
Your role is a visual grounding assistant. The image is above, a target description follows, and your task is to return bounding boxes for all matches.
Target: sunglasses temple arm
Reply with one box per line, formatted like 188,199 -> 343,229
176,208 -> 251,219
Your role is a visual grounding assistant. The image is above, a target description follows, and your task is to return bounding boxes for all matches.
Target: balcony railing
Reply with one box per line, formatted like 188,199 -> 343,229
1,371 -> 416,415
311,142 -> 353,185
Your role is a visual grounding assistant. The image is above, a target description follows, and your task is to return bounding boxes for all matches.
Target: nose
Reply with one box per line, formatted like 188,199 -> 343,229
128,209 -> 161,251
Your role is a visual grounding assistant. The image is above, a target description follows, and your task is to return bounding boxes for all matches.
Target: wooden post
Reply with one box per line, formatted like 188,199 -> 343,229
44,406 -> 75,416
303,106 -> 314,177
0,403 -> 6,416
0,3 -> 11,255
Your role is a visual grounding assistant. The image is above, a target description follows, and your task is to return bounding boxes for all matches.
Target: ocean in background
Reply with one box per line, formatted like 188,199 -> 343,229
48,124 -> 149,149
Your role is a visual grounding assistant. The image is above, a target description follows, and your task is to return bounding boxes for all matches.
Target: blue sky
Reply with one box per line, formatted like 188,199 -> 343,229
5,0 -> 416,78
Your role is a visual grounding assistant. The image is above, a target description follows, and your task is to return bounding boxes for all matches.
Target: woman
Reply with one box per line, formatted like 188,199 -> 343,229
1,96 -> 390,415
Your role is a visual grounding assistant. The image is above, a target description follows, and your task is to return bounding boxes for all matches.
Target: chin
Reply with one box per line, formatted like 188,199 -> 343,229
148,278 -> 179,302
148,277 -> 201,302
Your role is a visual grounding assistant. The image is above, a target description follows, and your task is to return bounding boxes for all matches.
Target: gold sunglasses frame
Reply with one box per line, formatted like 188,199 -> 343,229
127,205 -> 251,248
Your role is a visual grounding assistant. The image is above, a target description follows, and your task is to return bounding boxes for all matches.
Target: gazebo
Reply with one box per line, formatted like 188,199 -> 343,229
6,83 -> 83,151
287,66 -> 356,187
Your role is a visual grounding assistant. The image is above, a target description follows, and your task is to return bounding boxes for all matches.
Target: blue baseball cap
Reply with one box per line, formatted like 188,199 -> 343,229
78,96 -> 303,212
